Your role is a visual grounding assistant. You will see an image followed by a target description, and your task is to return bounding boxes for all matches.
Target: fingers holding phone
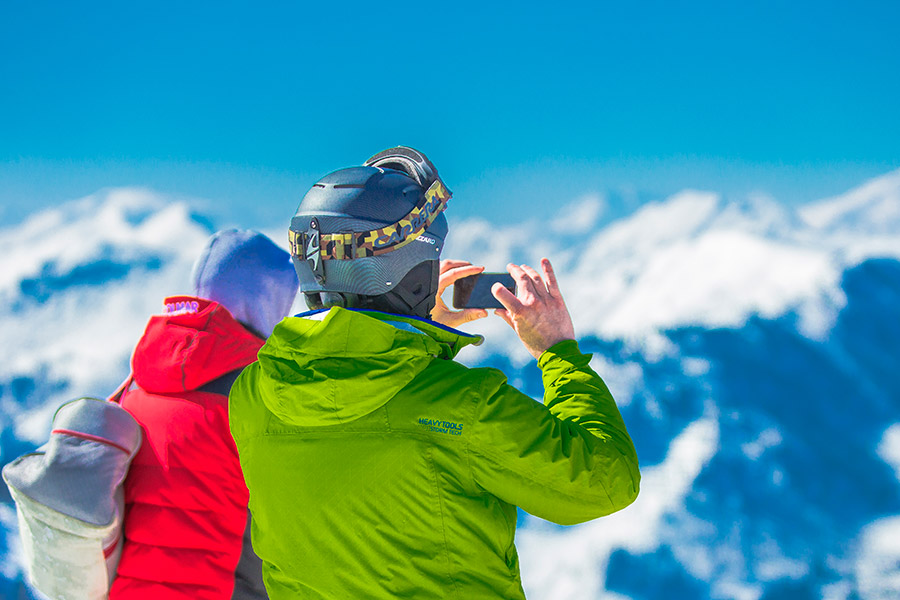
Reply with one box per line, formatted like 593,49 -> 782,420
436,258 -> 575,360
431,260 -> 489,328
492,258 -> 575,359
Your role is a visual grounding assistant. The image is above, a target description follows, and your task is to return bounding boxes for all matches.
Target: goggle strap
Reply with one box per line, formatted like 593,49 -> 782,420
289,179 -> 450,262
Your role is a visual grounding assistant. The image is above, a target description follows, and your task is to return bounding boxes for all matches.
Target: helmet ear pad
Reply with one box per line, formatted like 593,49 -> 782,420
358,260 -> 440,319
303,260 -> 439,320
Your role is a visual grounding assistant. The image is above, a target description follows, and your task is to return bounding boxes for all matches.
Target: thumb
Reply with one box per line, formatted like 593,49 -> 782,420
492,282 -> 522,313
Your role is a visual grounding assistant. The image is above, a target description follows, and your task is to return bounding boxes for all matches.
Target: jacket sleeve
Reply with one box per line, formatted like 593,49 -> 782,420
467,340 -> 640,525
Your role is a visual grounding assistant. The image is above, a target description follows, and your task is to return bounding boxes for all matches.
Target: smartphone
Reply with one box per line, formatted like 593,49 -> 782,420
452,272 -> 516,309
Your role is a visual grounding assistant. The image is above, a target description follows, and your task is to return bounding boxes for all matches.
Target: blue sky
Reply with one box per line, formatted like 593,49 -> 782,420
1,1 -> 898,228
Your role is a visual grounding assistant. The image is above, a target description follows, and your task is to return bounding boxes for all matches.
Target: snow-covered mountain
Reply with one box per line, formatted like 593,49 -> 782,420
2,170 -> 900,599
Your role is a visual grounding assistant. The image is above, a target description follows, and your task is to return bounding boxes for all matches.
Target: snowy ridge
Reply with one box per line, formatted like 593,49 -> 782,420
0,188 -> 201,299
799,168 -> 900,234
446,169 -> 900,360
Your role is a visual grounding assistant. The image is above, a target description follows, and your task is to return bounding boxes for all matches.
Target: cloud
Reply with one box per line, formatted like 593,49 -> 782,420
876,424 -> 900,482
855,516 -> 900,600
551,194 -> 606,234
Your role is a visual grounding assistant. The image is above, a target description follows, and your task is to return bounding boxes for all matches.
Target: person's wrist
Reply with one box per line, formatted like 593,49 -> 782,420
536,338 -> 579,365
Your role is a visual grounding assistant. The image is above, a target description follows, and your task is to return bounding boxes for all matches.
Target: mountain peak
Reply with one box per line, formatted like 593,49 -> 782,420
798,168 -> 900,233
0,188 -> 211,303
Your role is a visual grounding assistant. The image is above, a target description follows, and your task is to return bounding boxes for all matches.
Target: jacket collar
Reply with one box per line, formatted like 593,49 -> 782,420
296,307 -> 483,359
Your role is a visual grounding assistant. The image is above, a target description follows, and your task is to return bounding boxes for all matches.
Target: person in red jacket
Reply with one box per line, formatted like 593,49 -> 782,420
109,229 -> 299,600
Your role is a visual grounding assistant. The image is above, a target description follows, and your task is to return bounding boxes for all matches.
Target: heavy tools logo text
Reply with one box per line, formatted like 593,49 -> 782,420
417,418 -> 463,436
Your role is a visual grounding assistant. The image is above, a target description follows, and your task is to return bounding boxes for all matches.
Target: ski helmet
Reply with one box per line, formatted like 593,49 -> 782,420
289,146 -> 451,318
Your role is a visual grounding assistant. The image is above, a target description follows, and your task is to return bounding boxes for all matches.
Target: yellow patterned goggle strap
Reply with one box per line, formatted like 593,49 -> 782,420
289,179 -> 450,262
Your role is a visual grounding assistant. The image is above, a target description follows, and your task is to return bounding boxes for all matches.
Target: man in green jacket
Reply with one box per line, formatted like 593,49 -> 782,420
229,147 -> 640,599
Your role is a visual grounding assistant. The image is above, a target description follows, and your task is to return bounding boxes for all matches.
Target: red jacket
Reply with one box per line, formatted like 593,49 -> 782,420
110,297 -> 263,599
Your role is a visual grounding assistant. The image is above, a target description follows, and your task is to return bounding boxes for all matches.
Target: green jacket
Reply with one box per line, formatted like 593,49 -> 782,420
229,307 -> 639,599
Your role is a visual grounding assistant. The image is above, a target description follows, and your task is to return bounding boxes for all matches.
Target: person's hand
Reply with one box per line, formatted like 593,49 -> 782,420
430,259 -> 489,328
492,258 -> 575,359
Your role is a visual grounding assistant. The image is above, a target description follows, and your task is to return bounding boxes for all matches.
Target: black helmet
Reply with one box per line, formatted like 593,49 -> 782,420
289,147 -> 451,318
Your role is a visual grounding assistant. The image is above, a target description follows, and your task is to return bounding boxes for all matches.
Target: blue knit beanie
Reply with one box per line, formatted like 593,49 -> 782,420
190,229 -> 299,338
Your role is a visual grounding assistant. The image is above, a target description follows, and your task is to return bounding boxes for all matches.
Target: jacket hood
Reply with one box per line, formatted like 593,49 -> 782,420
256,307 -> 482,426
132,296 -> 264,393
